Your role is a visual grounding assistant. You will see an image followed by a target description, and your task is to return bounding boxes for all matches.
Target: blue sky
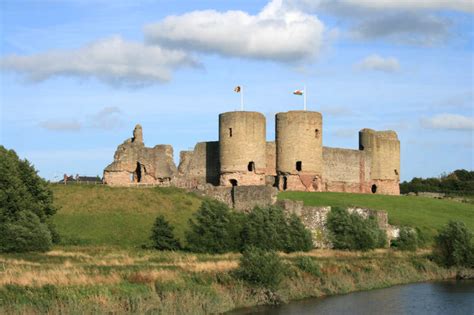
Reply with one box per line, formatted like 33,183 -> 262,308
1,0 -> 473,181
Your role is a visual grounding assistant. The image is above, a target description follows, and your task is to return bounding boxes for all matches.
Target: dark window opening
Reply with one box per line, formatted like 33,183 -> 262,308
230,179 -> 237,208
315,129 -> 320,139
394,169 -> 399,175
371,184 -> 377,194
283,176 -> 288,191
248,161 -> 255,172
229,128 -> 232,137
296,161 -> 302,172
135,162 -> 142,183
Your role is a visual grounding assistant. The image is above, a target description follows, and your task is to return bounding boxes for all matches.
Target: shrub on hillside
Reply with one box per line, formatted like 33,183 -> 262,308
241,206 -> 313,253
235,247 -> 285,289
294,256 -> 321,277
185,202 -> 313,254
393,227 -> 418,251
0,146 -> 57,252
433,221 -> 473,267
284,214 -> 313,252
150,215 -> 181,251
240,206 -> 287,251
326,207 -> 386,251
185,200 -> 237,253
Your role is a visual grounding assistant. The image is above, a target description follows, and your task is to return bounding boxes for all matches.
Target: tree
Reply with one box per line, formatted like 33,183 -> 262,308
434,221 -> 473,267
185,200 -> 235,253
326,207 -> 386,251
0,146 -> 57,252
393,227 -> 418,251
150,215 -> 181,251
234,247 -> 285,289
284,213 -> 313,252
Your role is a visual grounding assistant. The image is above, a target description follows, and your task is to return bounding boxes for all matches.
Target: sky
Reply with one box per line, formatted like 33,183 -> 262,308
0,0 -> 473,182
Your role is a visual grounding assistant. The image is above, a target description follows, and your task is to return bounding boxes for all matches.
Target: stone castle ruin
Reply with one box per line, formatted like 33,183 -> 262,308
104,110 -> 400,247
104,110 -> 400,196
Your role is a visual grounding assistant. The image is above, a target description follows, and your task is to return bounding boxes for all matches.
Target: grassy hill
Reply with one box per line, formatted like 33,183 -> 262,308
51,185 -> 473,248
279,191 -> 474,241
51,185 -> 203,247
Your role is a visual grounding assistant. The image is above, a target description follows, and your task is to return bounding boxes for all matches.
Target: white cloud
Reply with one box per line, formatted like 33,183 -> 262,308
355,54 -> 400,72
144,0 -> 325,62
332,0 -> 473,13
88,106 -> 124,130
351,13 -> 450,46
0,36 -> 198,87
290,0 -> 473,14
421,113 -> 474,130
39,106 -> 125,132
39,120 -> 82,131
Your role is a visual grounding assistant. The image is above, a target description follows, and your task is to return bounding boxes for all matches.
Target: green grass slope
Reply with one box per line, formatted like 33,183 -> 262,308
51,185 -> 203,247
279,191 -> 474,241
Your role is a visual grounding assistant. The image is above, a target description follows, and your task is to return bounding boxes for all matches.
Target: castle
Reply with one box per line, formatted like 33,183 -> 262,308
104,110 -> 400,195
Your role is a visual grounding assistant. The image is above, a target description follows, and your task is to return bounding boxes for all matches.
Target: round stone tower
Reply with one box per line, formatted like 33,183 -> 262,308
359,128 -> 400,195
219,111 -> 266,186
275,110 -> 323,191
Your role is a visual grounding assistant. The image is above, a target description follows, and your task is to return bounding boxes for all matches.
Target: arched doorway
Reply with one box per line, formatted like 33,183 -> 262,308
371,184 -> 377,194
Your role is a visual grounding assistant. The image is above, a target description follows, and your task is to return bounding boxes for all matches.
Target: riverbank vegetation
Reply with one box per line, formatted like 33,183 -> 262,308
0,248 -> 457,314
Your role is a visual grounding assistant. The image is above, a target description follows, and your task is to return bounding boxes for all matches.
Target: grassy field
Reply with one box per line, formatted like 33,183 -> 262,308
279,191 -> 474,241
2,186 -> 471,313
51,185 -> 203,247
51,185 -> 474,248
0,248 -> 456,314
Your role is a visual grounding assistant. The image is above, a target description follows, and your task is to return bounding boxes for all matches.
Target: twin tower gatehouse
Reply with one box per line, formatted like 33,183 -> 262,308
104,110 -> 400,195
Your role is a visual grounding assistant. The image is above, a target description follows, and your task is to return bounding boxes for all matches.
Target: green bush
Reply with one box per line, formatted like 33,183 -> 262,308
241,206 -> 313,253
185,200 -> 237,253
326,207 -> 386,251
0,146 -> 57,252
0,211 -> 52,252
393,227 -> 418,251
150,215 -> 181,251
294,256 -> 321,277
240,206 -> 287,251
434,221 -> 473,267
235,247 -> 285,289
284,214 -> 313,252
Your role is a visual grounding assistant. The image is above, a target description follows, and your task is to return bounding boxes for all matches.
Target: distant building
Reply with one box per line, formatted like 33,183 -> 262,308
59,174 -> 102,184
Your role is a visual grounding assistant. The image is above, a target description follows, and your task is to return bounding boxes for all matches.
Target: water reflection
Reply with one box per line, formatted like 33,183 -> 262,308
232,280 -> 474,315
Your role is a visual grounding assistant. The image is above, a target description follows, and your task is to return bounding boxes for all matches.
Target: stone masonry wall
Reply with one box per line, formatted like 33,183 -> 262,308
277,199 -> 393,248
176,141 -> 220,188
322,147 -> 371,194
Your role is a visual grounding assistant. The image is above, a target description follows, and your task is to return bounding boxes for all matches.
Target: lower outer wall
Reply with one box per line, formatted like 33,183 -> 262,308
220,173 -> 266,186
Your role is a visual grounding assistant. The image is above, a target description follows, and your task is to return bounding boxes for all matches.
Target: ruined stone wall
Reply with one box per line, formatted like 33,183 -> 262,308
176,141 -> 219,188
322,147 -> 372,193
219,111 -> 266,186
198,185 -> 277,211
265,142 -> 276,176
103,125 -> 177,186
277,200 -> 393,248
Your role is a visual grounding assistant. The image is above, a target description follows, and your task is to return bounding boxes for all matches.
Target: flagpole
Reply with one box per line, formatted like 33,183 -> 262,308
304,85 -> 307,111
241,86 -> 244,111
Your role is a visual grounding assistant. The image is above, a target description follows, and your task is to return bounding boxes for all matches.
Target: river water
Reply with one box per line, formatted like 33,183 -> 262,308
232,280 -> 474,315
